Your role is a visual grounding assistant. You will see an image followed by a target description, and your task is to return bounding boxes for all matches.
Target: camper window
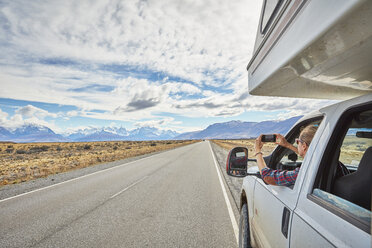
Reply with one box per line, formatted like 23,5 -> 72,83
260,0 -> 283,34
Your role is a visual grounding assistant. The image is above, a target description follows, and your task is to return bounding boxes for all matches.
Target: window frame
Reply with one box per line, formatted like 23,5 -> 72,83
268,115 -> 324,170
309,102 -> 372,233
339,128 -> 371,169
307,193 -> 370,233
261,115 -> 324,189
260,0 -> 284,35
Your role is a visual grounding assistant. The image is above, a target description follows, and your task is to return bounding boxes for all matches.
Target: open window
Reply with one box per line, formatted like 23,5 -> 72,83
310,105 -> 372,233
268,116 -> 323,172
260,116 -> 323,189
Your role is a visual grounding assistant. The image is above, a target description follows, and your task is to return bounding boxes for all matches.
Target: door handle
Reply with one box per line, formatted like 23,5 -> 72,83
281,207 -> 290,238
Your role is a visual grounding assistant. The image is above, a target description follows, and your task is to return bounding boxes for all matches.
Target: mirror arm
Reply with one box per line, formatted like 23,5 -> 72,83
246,172 -> 261,177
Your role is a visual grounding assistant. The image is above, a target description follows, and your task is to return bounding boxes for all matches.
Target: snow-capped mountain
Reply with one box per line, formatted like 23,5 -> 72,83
0,124 -> 180,142
64,127 -> 113,141
0,124 -> 68,143
0,116 -> 303,142
75,130 -> 128,142
175,116 -> 302,139
64,126 -> 180,141
127,127 -> 179,141
0,126 -> 12,139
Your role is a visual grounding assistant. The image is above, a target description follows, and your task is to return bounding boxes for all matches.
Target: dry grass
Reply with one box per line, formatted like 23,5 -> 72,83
211,139 -> 277,158
0,140 -> 198,186
340,136 -> 371,166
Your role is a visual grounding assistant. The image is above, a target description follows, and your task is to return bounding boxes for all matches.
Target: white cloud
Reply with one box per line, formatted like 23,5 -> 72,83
134,117 -> 181,129
16,105 -> 57,118
0,0 -> 260,97
164,82 -> 201,95
0,0 -> 334,130
1,0 -> 261,82
0,108 -> 9,125
66,110 -> 79,117
0,105 -> 62,132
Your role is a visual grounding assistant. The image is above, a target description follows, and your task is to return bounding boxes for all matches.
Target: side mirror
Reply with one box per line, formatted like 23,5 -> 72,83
226,147 -> 248,177
288,152 -> 298,162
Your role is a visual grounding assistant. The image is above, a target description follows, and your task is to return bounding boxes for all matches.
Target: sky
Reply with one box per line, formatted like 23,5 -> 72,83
0,0 -> 334,134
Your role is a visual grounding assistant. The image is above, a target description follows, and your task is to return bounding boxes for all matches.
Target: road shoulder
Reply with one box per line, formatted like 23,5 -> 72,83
209,141 -> 243,226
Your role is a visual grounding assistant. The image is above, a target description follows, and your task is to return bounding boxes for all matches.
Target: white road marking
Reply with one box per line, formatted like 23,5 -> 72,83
0,143 -> 198,203
110,176 -> 149,199
208,141 -> 239,244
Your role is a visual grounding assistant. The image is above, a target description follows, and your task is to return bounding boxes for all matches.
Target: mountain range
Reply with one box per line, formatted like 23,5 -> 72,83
0,125 -> 68,143
64,126 -> 179,142
0,116 -> 302,143
176,116 -> 302,139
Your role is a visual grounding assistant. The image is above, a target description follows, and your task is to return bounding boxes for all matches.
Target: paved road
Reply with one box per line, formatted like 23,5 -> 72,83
0,141 -> 237,248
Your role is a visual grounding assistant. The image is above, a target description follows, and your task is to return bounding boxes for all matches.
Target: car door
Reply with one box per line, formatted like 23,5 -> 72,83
291,97 -> 372,247
251,116 -> 325,248
252,180 -> 297,247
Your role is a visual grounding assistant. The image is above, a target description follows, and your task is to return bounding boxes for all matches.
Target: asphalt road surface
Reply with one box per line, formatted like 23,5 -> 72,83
0,141 -> 237,248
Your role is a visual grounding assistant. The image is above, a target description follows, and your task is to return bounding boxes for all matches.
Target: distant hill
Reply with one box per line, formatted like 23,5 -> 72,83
65,126 -> 180,142
0,124 -> 181,142
0,116 -> 302,142
175,116 -> 302,139
0,124 -> 68,143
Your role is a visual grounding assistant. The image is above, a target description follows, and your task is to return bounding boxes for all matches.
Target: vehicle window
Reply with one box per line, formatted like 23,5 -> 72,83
278,139 -> 303,164
260,0 -> 283,34
312,189 -> 371,224
339,128 -> 372,169
311,107 -> 372,233
276,119 -> 323,171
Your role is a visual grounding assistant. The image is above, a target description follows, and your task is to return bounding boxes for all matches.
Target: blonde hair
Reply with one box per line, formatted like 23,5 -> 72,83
299,125 -> 318,146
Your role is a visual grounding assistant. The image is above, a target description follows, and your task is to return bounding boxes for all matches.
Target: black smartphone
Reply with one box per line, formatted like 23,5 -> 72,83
261,134 -> 276,142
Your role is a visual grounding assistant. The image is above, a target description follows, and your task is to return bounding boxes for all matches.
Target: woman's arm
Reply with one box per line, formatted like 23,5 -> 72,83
255,134 -> 297,186
255,135 -> 269,172
275,133 -> 299,155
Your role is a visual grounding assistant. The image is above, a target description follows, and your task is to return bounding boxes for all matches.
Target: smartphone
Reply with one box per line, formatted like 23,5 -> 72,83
261,134 -> 276,142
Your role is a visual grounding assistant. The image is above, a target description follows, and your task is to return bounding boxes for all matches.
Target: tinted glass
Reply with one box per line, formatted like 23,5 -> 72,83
261,0 -> 282,33
340,128 -> 372,167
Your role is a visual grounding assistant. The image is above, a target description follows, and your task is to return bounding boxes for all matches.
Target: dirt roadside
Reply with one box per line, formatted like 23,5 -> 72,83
209,141 -> 243,210
0,141 -> 198,200
209,139 -> 276,209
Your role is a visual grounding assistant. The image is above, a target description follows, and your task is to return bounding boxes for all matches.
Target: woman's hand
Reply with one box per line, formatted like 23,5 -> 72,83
275,133 -> 300,155
275,133 -> 289,148
255,134 -> 264,153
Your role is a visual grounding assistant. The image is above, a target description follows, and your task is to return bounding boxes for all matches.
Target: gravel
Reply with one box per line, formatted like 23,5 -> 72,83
210,142 -> 243,210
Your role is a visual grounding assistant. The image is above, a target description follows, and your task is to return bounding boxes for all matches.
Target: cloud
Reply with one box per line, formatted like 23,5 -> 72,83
127,98 -> 160,111
0,108 -> 8,125
175,100 -> 224,109
66,110 -> 79,117
0,105 -> 62,132
69,84 -> 115,93
0,0 -> 260,99
16,105 -> 57,119
164,82 -> 201,95
134,117 -> 181,129
0,0 -> 334,131
113,97 -> 160,114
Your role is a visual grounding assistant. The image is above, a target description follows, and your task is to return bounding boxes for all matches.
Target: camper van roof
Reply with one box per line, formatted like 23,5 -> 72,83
247,0 -> 372,100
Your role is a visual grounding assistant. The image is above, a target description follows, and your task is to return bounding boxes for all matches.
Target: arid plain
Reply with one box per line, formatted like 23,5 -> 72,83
0,140 -> 198,186
1,138 -> 363,186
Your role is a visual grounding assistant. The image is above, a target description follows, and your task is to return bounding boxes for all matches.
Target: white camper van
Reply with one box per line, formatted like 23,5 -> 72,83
226,0 -> 372,247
